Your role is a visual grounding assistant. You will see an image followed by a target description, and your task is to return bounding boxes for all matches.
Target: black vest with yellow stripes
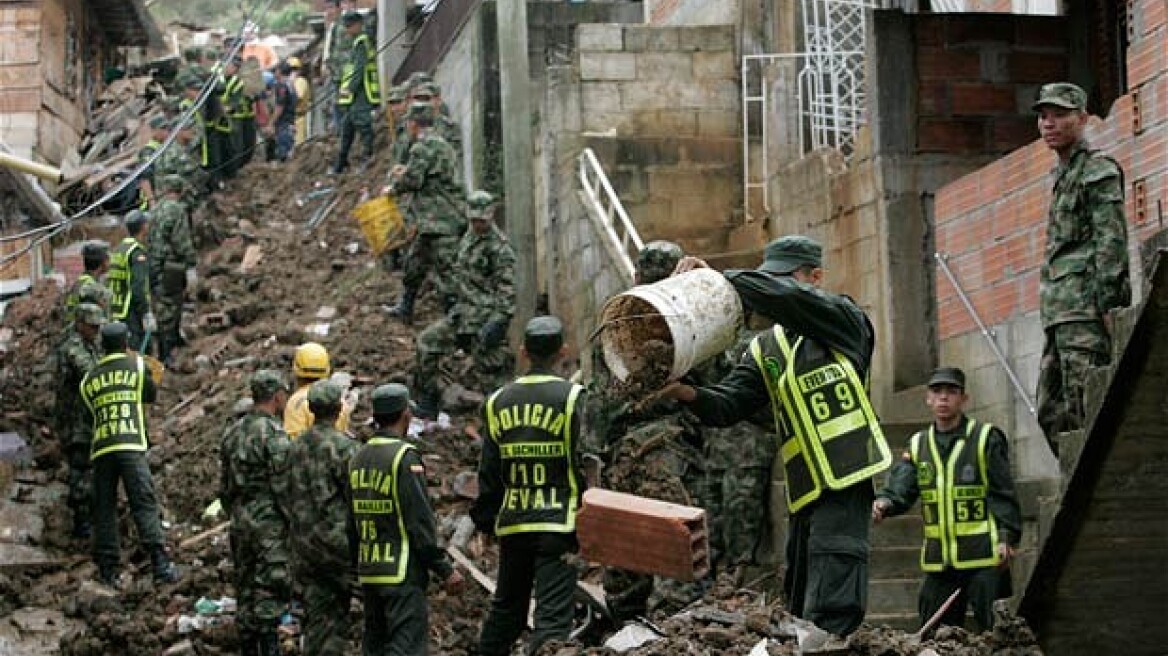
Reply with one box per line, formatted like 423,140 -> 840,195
910,416 -> 1001,571
349,436 -> 415,585
79,353 -> 149,460
485,374 -> 584,536
108,237 -> 143,321
750,324 -> 891,513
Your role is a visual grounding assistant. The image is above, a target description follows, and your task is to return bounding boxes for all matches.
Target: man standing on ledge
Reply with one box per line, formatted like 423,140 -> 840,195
1033,82 -> 1130,450
663,236 -> 891,636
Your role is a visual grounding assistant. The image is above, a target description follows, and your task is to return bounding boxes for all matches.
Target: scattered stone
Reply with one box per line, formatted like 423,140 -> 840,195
239,244 -> 263,273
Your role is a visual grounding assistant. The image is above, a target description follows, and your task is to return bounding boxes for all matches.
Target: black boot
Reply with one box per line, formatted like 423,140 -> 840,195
385,288 -> 417,323
97,565 -> 121,588
151,549 -> 181,584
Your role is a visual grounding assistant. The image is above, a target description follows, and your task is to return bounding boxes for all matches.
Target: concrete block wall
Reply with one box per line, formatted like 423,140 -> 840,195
432,6 -> 485,189
575,23 -> 743,257
934,0 -> 1168,479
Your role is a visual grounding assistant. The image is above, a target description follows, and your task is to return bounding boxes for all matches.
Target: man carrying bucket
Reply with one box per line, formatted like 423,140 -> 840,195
663,235 -> 891,636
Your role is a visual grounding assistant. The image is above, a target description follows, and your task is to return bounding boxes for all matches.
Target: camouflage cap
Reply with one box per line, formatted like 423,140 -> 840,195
467,190 -> 495,220
158,174 -> 185,193
636,240 -> 684,284
371,383 -> 416,416
406,101 -> 435,123
250,369 -> 289,400
1031,82 -> 1086,112
307,379 -> 344,409
386,85 -> 409,103
758,235 -> 822,275
75,302 -> 105,326
406,71 -> 433,88
411,81 -> 440,98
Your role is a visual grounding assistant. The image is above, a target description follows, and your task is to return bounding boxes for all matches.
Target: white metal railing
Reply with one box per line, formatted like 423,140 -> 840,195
578,148 -> 644,285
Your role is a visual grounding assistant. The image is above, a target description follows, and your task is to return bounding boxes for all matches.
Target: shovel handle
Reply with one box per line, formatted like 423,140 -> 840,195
140,330 -> 151,353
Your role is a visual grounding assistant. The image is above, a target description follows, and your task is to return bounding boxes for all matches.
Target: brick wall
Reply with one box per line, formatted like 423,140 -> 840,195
935,0 -> 1168,340
915,13 -> 1068,155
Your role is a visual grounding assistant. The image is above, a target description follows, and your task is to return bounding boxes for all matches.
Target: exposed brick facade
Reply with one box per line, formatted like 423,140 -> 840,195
914,13 -> 1069,154
935,0 -> 1168,340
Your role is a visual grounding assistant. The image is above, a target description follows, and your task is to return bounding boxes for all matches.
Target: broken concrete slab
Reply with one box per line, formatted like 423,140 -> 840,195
239,245 -> 264,273
603,622 -> 661,651
0,607 -> 83,656
0,433 -> 31,465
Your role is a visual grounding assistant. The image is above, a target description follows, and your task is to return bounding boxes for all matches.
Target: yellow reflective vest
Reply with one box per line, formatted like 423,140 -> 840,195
911,418 -> 1001,571
339,33 -> 380,105
751,324 -> 891,513
349,436 -> 414,585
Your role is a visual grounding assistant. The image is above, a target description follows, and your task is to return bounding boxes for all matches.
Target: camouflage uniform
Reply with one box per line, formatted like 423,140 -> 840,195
387,86 -> 412,167
1034,84 -> 1131,445
393,105 -> 466,315
413,82 -> 463,174
148,178 -> 196,362
703,327 -> 774,568
220,371 -> 293,648
415,192 -> 517,412
281,382 -> 360,656
63,270 -> 112,328
53,303 -> 103,537
586,241 -> 710,618
154,132 -> 204,206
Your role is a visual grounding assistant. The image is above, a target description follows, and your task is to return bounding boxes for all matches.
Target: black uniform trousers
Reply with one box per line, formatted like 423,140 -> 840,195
783,482 -> 873,637
919,566 -> 1004,633
363,582 -> 429,656
92,451 -> 166,568
478,533 -> 576,656
207,129 -> 231,183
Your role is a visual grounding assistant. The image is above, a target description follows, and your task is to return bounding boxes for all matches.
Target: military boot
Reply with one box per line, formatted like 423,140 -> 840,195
385,288 -> 417,323
151,549 -> 181,584
97,565 -> 121,589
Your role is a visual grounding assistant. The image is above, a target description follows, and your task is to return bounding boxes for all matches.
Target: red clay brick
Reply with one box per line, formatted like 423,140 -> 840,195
1128,33 -> 1167,89
1138,0 -> 1166,36
1007,52 -> 1068,84
918,118 -> 988,153
951,83 -> 1019,116
936,174 -> 980,222
576,488 -> 709,581
918,48 -> 982,80
992,117 -> 1039,153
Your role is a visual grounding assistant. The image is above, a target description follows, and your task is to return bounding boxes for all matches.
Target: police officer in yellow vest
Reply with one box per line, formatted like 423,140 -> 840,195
331,11 -> 380,175
107,210 -> 156,351
664,235 -> 890,636
80,322 -> 179,586
348,384 -> 464,655
872,367 -> 1021,633
472,316 -> 586,656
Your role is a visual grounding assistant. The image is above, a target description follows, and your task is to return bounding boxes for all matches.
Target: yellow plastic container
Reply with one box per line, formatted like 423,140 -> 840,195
352,195 -> 407,256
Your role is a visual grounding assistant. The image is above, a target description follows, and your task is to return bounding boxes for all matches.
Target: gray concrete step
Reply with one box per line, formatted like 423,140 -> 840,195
871,513 -> 922,548
867,577 -> 921,615
870,545 -> 921,580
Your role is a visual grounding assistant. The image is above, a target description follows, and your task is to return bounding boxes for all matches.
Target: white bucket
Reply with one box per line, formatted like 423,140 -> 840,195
599,268 -> 743,390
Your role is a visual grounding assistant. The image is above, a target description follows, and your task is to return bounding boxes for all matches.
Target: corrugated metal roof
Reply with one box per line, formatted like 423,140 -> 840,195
88,0 -> 164,49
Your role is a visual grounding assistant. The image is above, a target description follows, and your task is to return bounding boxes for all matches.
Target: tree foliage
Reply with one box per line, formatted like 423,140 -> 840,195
148,0 -> 310,34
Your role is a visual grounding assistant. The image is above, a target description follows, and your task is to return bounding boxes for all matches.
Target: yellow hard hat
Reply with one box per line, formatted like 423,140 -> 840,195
293,342 -> 331,379
288,56 -> 302,69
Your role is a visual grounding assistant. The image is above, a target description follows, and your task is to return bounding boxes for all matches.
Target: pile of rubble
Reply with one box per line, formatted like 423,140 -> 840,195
0,132 -> 1045,654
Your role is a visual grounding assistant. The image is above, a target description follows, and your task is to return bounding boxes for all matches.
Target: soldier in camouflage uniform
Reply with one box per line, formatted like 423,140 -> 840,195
1032,83 -> 1131,450
414,190 -> 516,418
385,102 -> 466,323
136,116 -> 169,209
411,81 -> 463,175
155,119 -> 205,206
584,241 -> 711,619
703,319 -> 775,572
63,242 -> 112,328
148,175 -> 197,364
220,370 -> 293,656
281,381 -> 360,656
53,303 -> 104,539
387,85 -> 412,167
